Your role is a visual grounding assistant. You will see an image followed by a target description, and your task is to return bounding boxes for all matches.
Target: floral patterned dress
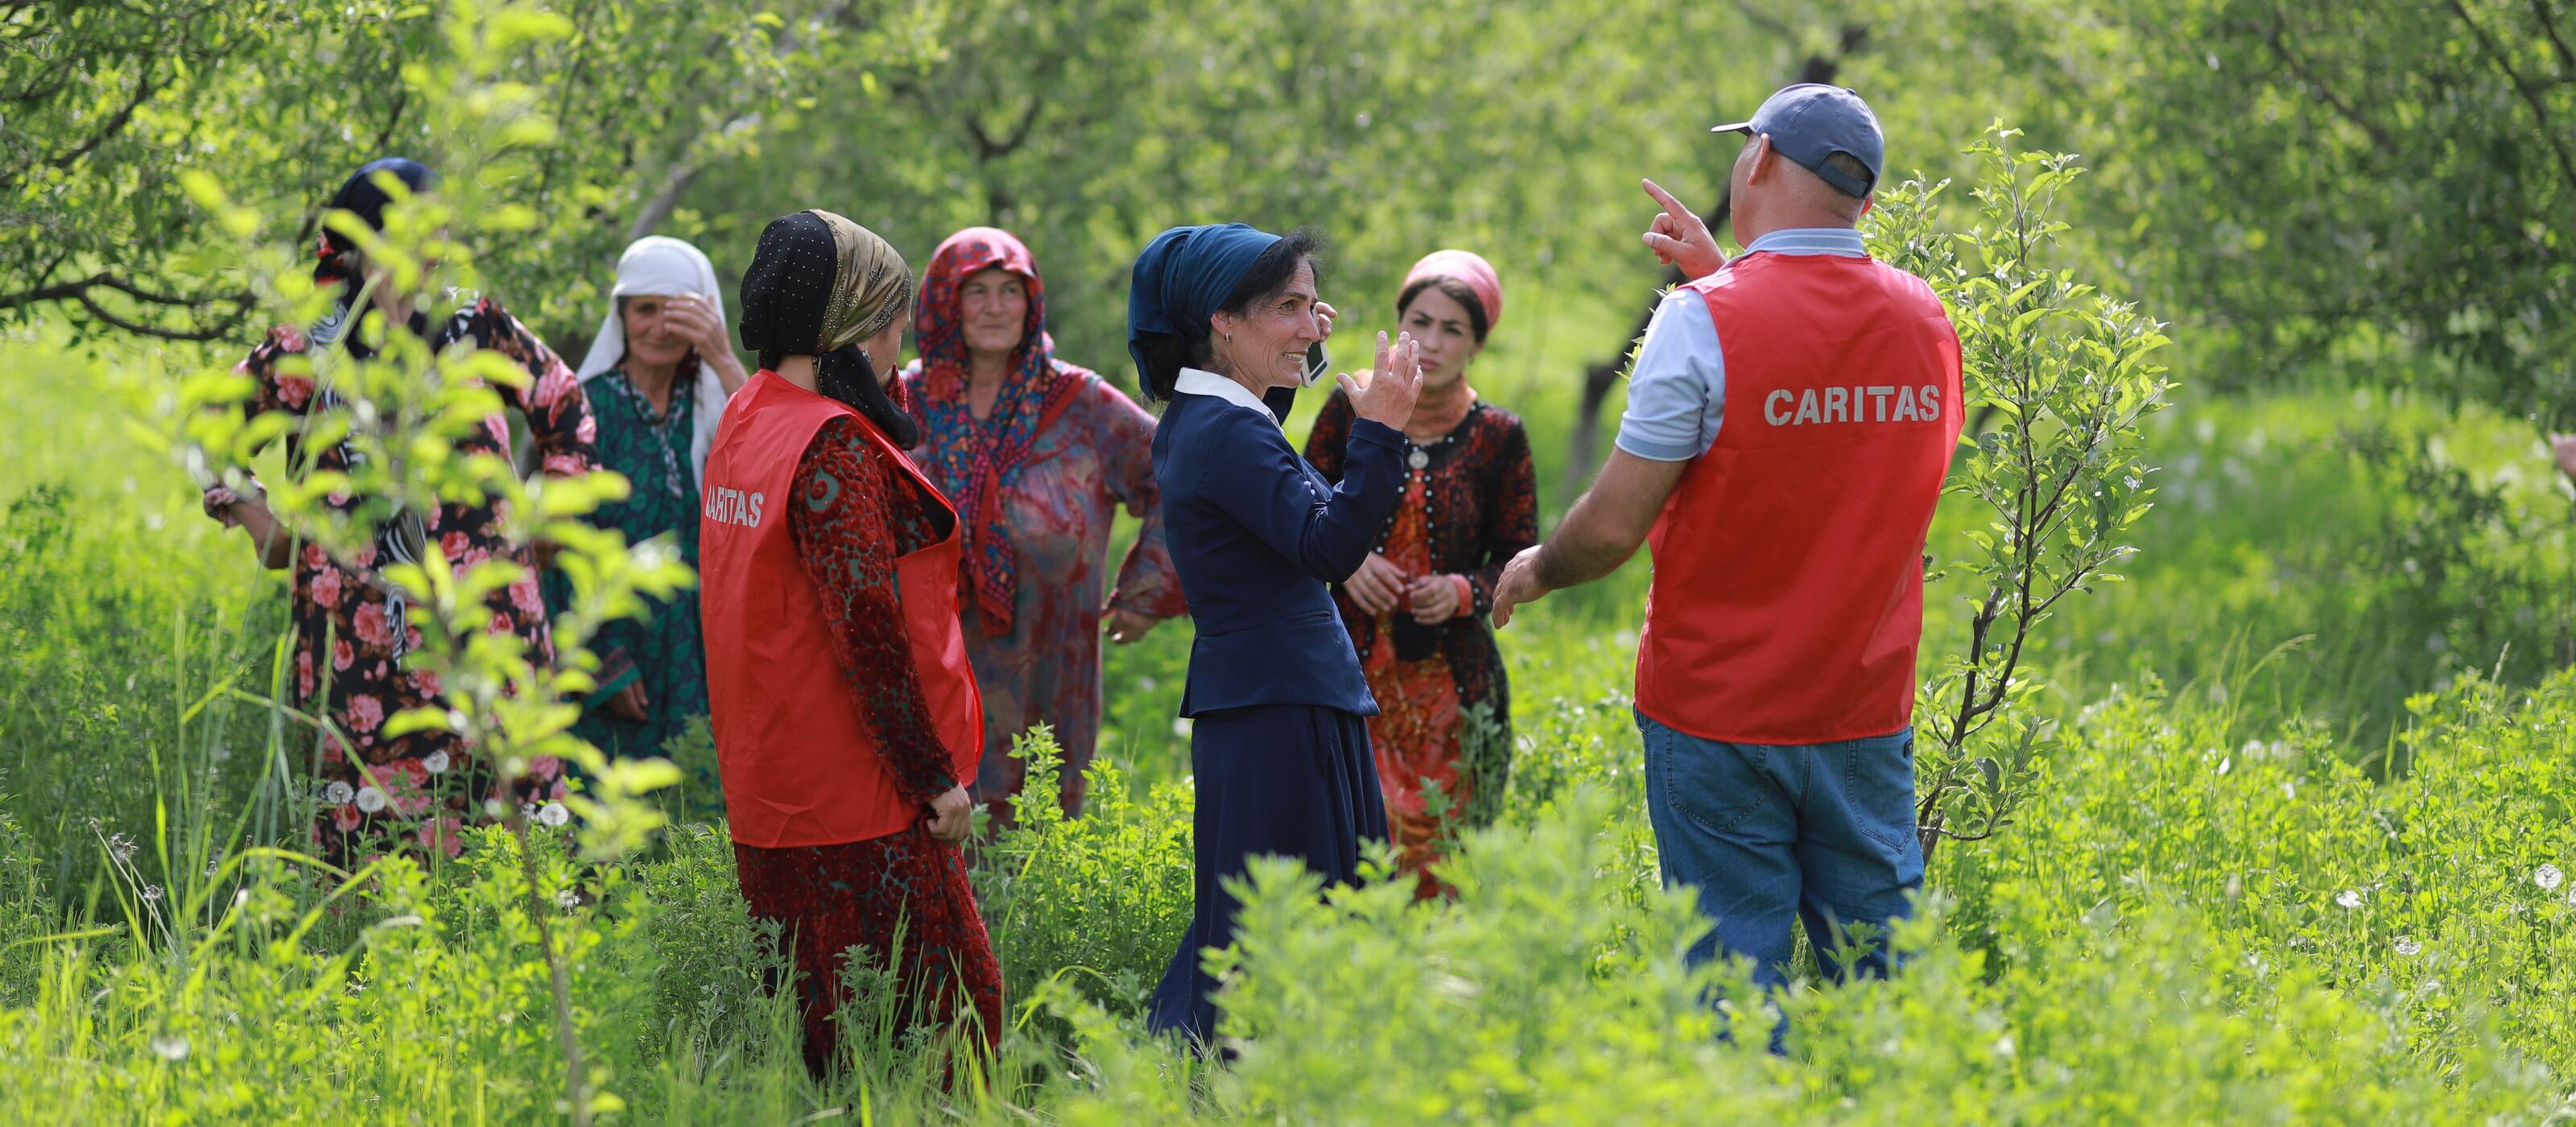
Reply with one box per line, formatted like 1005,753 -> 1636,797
539,369 -> 710,759
1305,390 -> 1538,897
899,365 -> 1187,822
202,299 -> 597,867
729,411 -> 1005,1074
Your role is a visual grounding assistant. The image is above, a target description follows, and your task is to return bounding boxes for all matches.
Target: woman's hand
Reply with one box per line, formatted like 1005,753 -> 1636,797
1340,331 -> 1422,431
1406,574 -> 1465,625
663,294 -> 728,357
925,784 -> 975,844
1342,552 -> 1408,616
1104,608 -> 1162,645
1315,300 -> 1337,341
665,294 -> 749,393
2552,432 -> 2576,486
607,680 -> 650,724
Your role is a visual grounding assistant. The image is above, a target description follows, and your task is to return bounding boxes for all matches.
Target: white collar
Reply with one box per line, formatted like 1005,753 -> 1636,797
1174,366 -> 1273,415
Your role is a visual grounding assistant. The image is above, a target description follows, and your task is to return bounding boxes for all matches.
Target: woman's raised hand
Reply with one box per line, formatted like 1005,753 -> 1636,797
1340,330 -> 1422,431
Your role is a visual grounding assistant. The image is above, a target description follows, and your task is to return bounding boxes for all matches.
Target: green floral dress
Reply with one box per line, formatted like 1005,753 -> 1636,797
545,369 -> 712,758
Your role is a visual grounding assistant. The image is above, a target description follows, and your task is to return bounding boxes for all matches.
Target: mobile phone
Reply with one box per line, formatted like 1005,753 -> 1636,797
1302,340 -> 1331,387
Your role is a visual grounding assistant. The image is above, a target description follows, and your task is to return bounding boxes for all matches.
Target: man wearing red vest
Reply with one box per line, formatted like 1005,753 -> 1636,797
1492,85 -> 1963,1008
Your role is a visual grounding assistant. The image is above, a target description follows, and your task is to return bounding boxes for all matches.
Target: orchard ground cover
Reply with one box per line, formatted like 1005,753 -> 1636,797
4,279 -> 2574,1121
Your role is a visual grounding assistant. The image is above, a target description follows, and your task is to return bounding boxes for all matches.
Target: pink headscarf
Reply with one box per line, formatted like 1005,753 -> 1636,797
1401,249 -> 1503,332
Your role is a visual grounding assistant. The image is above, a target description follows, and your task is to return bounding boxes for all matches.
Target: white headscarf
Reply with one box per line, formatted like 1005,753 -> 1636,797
575,236 -> 733,486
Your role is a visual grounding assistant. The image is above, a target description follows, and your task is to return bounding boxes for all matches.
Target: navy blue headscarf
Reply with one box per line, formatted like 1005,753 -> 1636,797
314,157 -> 436,285
1125,222 -> 1282,399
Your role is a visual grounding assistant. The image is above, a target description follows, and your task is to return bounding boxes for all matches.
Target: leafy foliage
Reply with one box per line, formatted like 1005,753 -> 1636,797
1871,129 -> 2174,853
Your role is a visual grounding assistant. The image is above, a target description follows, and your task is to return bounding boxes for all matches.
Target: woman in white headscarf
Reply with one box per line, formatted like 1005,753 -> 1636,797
545,235 -> 748,757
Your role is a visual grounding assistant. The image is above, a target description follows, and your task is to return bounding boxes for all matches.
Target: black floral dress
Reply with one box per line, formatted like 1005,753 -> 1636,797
541,369 -> 711,758
1305,390 -> 1538,893
202,299 -> 597,867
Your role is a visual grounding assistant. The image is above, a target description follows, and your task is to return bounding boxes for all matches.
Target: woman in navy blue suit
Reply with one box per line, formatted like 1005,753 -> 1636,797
1128,224 -> 1425,1044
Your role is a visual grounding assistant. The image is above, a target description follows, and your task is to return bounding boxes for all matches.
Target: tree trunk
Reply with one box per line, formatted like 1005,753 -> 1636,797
1560,26 -> 1869,502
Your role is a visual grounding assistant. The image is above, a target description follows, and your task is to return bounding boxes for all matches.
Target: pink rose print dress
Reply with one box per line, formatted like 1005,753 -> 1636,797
202,299 -> 598,868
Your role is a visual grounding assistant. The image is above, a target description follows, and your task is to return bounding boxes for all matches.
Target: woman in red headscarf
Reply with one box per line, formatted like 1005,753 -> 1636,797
898,228 -> 1187,825
1304,250 -> 1538,898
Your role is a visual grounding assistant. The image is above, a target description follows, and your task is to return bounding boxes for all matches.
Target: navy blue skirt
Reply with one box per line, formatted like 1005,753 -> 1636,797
1146,703 -> 1389,1044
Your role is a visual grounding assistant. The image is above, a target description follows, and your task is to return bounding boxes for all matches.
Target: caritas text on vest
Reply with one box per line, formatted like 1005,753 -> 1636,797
1763,383 -> 1945,427
704,485 -> 766,528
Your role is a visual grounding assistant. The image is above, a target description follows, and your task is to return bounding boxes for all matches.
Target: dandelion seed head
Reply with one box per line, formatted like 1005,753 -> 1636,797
2537,864 -> 2564,893
2335,890 -> 2362,910
150,1034 -> 188,1062
2394,935 -> 2421,957
324,781 -> 354,805
140,885 -> 162,903
538,801 -> 570,828
354,786 -> 386,813
423,750 -> 451,774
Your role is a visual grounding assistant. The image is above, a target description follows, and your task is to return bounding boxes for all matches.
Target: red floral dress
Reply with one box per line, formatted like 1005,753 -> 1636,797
729,411 -> 1005,1074
1305,390 -> 1538,897
201,299 -> 597,869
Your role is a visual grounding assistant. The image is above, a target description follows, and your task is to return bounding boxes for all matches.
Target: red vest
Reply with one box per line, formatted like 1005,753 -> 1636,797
1635,251 -> 1963,745
699,370 -> 983,848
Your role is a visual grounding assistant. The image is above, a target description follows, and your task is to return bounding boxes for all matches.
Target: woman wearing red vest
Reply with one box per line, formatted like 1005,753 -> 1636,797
697,210 -> 1001,1075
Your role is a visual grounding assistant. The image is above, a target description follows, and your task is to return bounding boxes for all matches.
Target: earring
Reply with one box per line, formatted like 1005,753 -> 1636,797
1224,333 -> 1232,343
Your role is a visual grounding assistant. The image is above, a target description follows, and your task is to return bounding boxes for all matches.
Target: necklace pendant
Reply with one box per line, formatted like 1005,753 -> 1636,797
1407,448 -> 1430,470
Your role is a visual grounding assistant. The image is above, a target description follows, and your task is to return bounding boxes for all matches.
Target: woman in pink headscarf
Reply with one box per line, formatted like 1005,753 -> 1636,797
1303,249 -> 1538,898
899,227 -> 1188,825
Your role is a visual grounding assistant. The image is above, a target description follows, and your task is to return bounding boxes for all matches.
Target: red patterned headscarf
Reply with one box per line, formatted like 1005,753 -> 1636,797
906,227 -> 1083,636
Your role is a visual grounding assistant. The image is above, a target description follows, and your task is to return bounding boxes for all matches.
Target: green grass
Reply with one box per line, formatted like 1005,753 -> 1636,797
4,299 -> 2576,1121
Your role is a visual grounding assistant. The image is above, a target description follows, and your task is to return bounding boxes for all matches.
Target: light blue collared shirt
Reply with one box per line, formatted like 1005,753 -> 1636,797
1614,227 -> 1871,462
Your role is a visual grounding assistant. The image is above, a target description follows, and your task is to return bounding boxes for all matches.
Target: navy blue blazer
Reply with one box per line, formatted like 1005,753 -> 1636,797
1154,384 -> 1406,717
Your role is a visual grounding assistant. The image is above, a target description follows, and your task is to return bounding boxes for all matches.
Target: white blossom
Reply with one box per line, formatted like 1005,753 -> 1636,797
2536,864 -> 2565,893
2335,890 -> 2363,910
423,750 -> 451,774
538,801 -> 571,828
2394,935 -> 2421,957
150,1034 -> 189,1062
354,786 -> 386,813
556,888 -> 580,910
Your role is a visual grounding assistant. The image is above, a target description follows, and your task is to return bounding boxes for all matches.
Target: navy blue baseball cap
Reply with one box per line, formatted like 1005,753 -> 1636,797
1712,84 -> 1883,198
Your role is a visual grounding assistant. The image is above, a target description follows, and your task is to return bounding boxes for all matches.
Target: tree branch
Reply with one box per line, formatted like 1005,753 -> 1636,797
2257,22 -> 2396,152
2444,0 -> 2576,200
46,68 -> 163,172
2533,0 -> 2576,78
71,289 -> 250,341
1726,0 -> 1794,43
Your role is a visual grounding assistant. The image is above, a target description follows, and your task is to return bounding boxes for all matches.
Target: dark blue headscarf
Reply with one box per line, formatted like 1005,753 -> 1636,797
1125,222 -> 1282,397
314,157 -> 436,283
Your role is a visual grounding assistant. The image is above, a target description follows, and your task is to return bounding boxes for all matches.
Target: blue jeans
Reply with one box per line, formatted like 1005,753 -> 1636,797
1638,710 -> 1923,992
